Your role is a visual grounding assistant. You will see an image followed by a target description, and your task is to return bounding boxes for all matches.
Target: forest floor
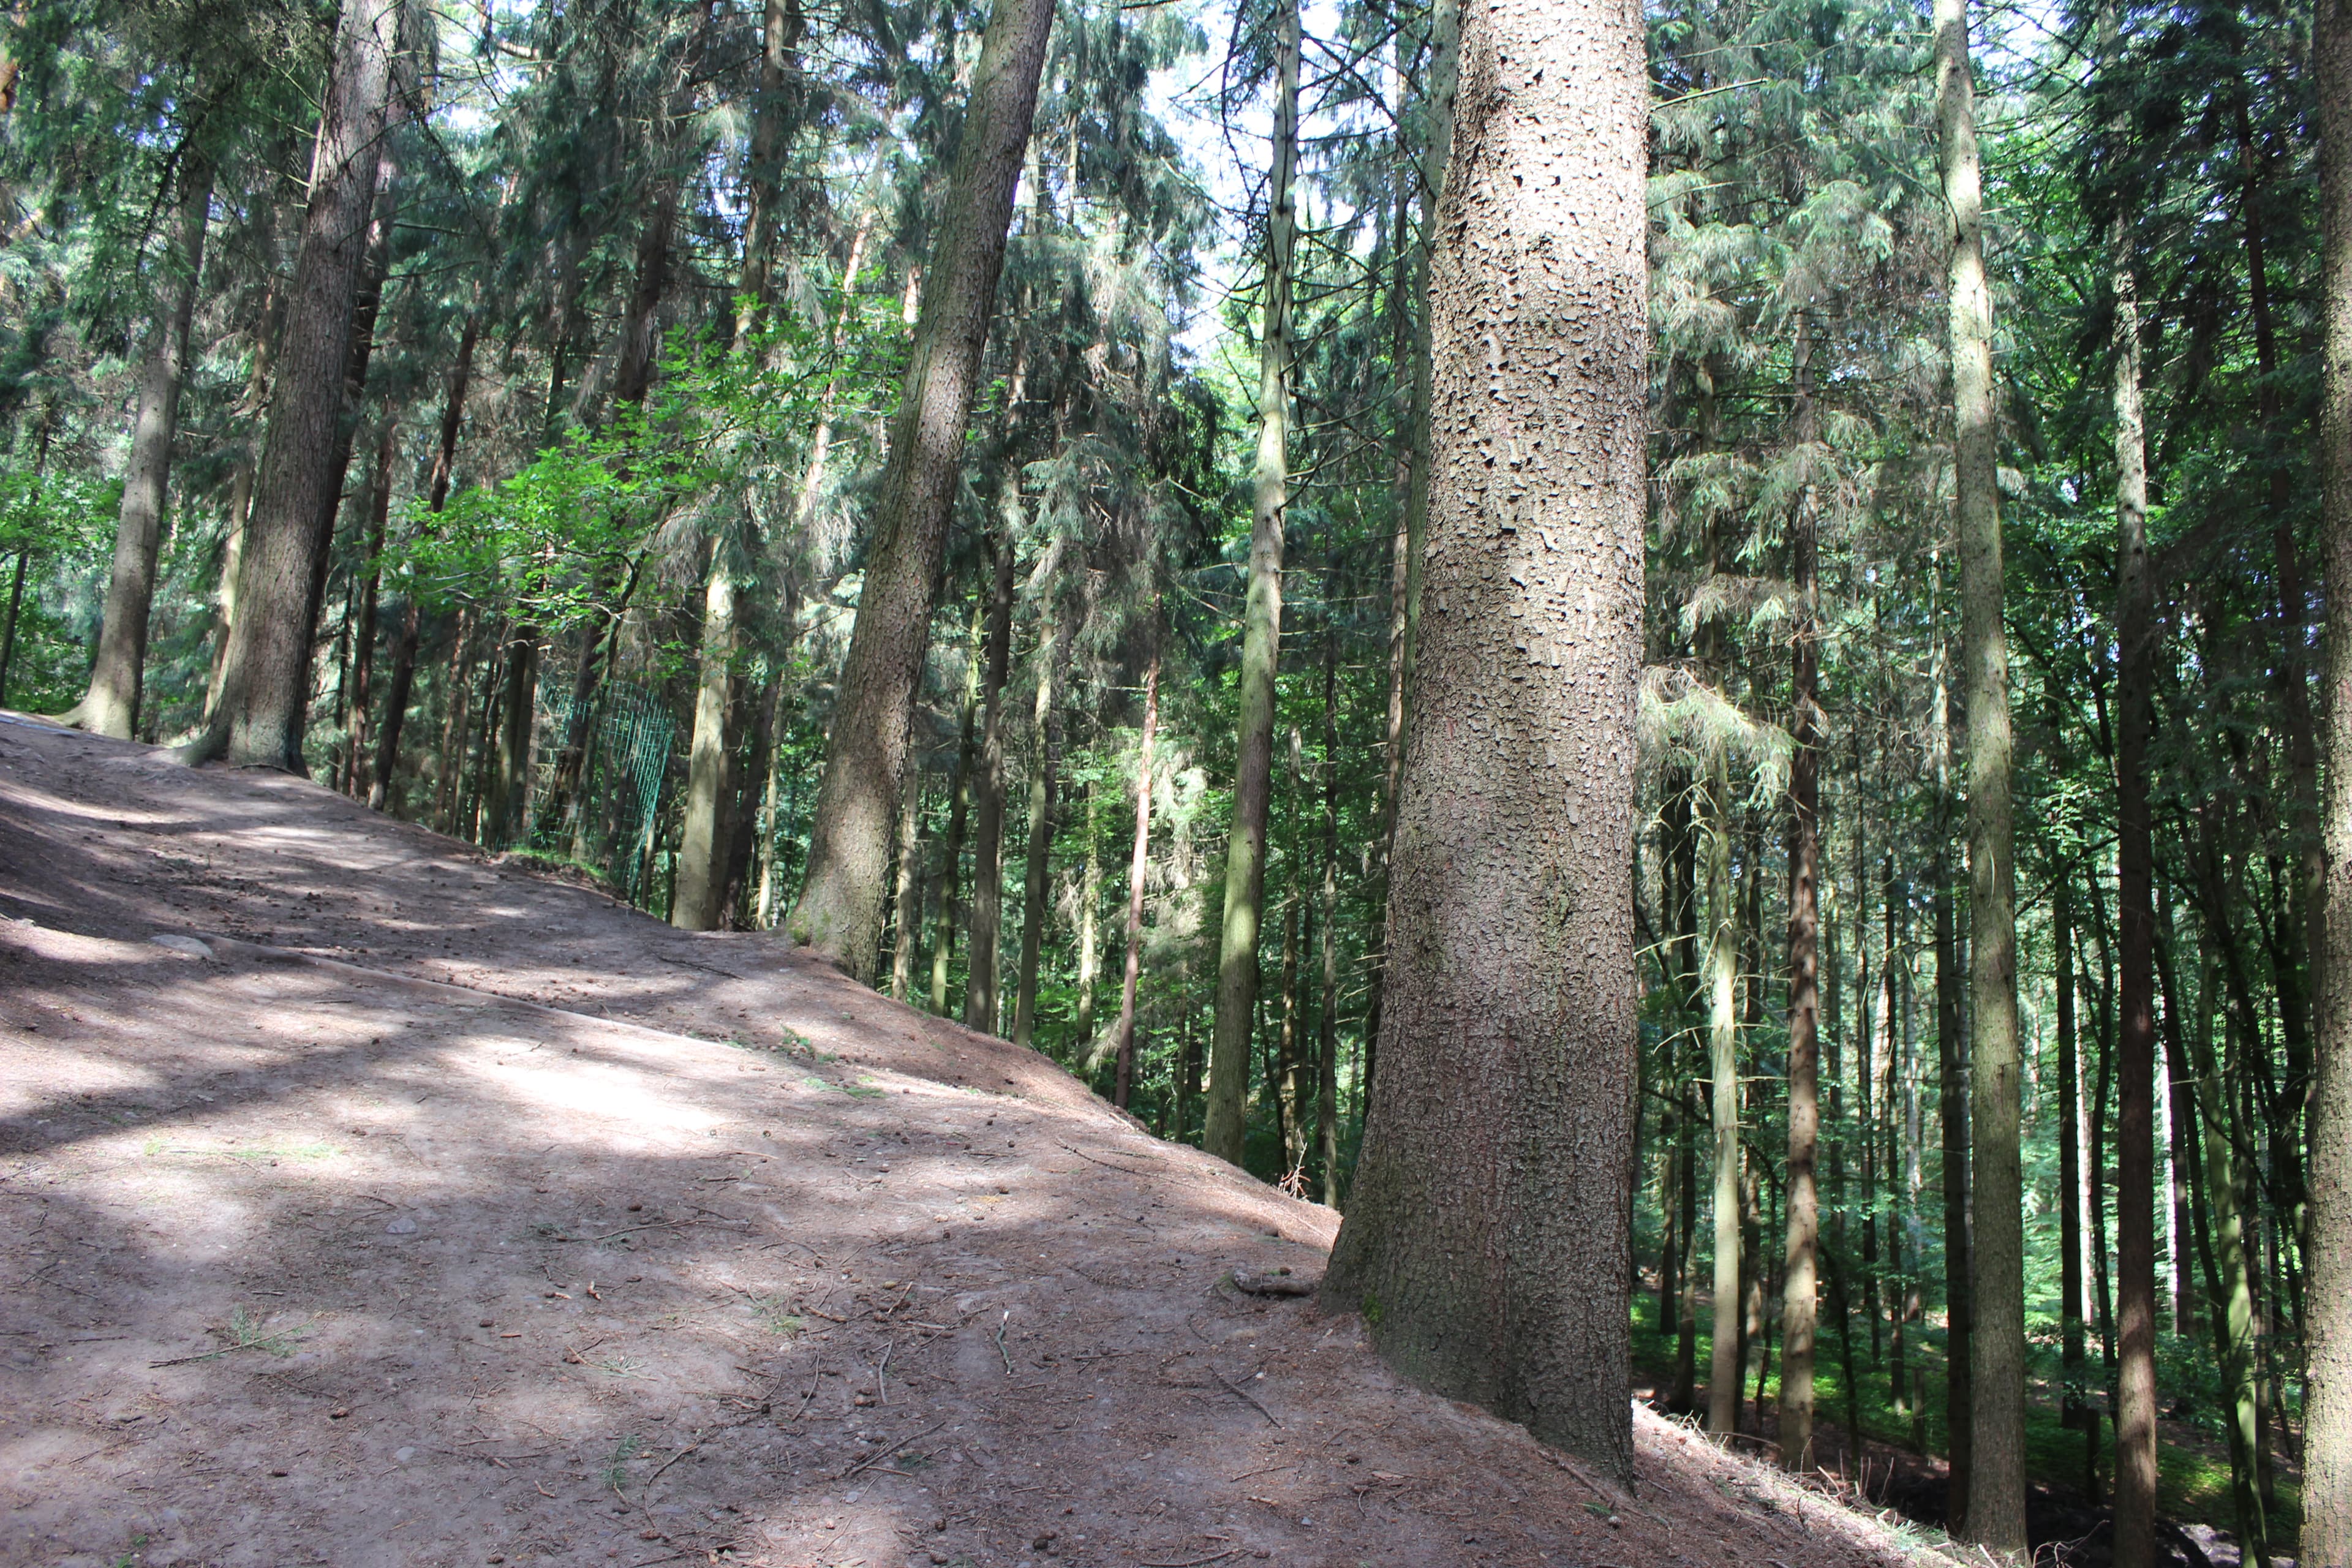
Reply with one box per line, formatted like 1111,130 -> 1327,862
1,714 -> 1947,1568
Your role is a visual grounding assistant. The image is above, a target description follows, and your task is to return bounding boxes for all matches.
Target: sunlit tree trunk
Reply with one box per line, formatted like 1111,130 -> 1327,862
1012,585 -> 1060,1047
2109,217 -> 2160,1568
2308,0 -> 2352,1554
1935,0 -> 2024,1542
1323,0 -> 1646,1479
1705,747 -> 1741,1437
1112,654 -> 1158,1109
1204,0 -> 1298,1165
890,768 -> 924,1001
182,0 -> 400,770
789,0 -> 1057,978
933,601 -> 984,1016
70,154 -> 211,739
673,543 -> 738,929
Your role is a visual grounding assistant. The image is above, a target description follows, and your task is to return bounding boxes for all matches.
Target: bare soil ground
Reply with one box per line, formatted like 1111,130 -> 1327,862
0,714 -> 1938,1568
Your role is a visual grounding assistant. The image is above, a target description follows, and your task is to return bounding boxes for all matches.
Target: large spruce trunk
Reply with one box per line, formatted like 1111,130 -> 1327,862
1202,0 -> 1298,1166
2109,223 -> 2160,1566
72,154 -> 212,739
1777,313 -> 1822,1471
786,0 -> 1057,979
1322,0 -> 1647,1481
182,0 -> 400,771
2305,0 -> 2352,1553
1934,0 -> 2025,1543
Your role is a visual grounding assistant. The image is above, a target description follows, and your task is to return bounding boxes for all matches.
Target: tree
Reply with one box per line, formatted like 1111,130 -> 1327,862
1322,0 -> 1648,1482
1934,0 -> 2024,1546
1203,0 -> 1299,1166
65,149 -> 211,739
787,0 -> 1058,980
2307,0 -> 2352,1551
180,0 -> 402,771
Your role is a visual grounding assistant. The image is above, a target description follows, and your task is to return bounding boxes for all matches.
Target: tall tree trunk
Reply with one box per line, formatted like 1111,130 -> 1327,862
787,0 -> 1057,979
673,541 -> 738,929
70,153 -> 211,739
1365,0 -> 1458,1068
2307,0 -> 2352,1551
297,131 -> 400,748
933,601 -> 985,1016
1322,0 -> 1646,1480
1937,0 -> 2024,1541
371,316 -> 476,810
723,674 -> 780,924
1778,313 -> 1823,1471
1112,654 -> 1159,1109
891,766 -> 924,1001
180,0 -> 399,770
481,627 -> 538,850
2058,876 -> 2090,1447
1706,749 -> 1743,1436
1938,700 -> 1974,1515
434,611 -> 479,831
732,0 -> 804,349
342,417 -> 396,797
1204,0 -> 1298,1166
1012,585 -> 1060,1047
967,515 -> 1019,1035
1076,775 -> 1101,1055
2109,222 -> 2160,1568
1317,634 -> 1341,1205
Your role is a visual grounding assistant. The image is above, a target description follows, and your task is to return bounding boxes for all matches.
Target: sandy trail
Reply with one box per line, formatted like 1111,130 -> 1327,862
0,714 -> 1926,1568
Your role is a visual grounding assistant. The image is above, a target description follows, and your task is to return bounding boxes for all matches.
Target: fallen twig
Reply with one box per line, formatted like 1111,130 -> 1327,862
1212,1369 -> 1281,1428
836,1419 -> 947,1482
1137,1549 -> 1241,1568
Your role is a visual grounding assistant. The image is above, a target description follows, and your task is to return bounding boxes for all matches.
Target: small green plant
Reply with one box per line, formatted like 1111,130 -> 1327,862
110,1534 -> 149,1568
590,1354 -> 649,1379
747,1296 -> 804,1336
1362,1291 -> 1382,1327
143,1139 -> 334,1162
603,1434 -> 642,1486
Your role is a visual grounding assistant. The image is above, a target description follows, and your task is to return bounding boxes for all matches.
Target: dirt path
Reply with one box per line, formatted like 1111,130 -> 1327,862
0,715 -> 1934,1568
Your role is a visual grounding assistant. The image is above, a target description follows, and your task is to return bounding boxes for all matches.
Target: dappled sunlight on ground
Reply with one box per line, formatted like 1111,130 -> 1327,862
2,717 -> 1932,1568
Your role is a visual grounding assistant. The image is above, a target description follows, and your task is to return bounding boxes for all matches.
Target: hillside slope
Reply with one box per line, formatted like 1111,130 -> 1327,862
0,714 -> 1930,1568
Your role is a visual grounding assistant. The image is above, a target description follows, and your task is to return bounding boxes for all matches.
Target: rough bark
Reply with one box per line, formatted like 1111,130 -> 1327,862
1936,0 -> 2024,1543
1112,655 -> 1158,1110
1203,0 -> 1298,1166
890,765 -> 924,1001
1076,777 -> 1101,1051
2110,233 -> 2159,1568
787,0 -> 1057,978
181,0 -> 399,771
673,542 -> 739,929
1777,312 -> 1822,1472
481,628 -> 538,850
1321,0 -> 1646,1480
2309,0 -> 2352,1553
71,154 -> 211,739
1705,750 -> 1742,1437
967,518 -> 1019,1036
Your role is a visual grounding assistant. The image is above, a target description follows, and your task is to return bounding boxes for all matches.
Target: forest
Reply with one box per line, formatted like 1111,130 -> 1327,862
1,0 -> 2348,1562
